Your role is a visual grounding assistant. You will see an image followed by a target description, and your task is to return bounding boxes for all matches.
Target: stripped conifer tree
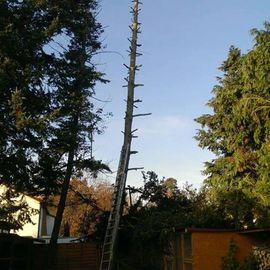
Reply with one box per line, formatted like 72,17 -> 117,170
99,1 -> 150,269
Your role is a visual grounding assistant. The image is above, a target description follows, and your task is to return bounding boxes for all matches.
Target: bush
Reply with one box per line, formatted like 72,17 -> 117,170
222,240 -> 259,270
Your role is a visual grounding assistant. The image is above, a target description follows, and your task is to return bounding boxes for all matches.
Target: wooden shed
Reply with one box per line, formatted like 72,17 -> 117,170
164,228 -> 270,270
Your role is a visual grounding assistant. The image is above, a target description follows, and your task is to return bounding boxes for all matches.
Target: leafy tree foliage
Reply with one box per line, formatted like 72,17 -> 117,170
59,178 -> 113,237
195,22 -> 270,228
95,172 -> 233,270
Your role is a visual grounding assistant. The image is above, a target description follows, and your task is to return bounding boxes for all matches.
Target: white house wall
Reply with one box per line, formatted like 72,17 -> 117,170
0,185 -> 40,237
15,195 -> 40,238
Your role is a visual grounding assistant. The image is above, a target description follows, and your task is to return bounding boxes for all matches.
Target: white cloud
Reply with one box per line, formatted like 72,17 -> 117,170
137,115 -> 192,136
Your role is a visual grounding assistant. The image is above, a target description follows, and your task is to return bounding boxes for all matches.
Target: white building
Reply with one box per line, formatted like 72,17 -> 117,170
0,185 -> 56,238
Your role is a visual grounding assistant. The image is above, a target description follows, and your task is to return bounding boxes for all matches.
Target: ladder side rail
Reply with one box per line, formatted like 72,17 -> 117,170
105,143 -> 130,269
99,144 -> 130,270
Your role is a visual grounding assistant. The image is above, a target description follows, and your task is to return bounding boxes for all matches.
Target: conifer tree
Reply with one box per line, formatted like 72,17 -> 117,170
45,0 -> 110,267
0,1 -> 109,243
196,22 -> 270,228
0,0 -> 56,193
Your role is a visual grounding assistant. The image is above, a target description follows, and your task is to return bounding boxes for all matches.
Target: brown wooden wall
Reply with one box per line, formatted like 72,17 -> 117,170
33,242 -> 101,270
164,230 -> 268,270
192,232 -> 256,270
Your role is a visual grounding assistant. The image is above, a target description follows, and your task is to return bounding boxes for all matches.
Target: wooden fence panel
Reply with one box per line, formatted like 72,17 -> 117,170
33,242 -> 101,270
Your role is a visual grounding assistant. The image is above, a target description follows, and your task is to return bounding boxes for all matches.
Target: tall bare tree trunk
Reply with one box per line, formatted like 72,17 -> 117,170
99,1 -> 147,269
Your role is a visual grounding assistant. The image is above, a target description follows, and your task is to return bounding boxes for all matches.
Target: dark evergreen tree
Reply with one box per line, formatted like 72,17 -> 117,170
0,1 -> 110,250
0,0 -> 61,194
45,0 -> 110,267
0,1 -> 66,237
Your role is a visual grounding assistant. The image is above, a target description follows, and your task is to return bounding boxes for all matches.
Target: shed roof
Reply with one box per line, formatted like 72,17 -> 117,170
177,227 -> 270,234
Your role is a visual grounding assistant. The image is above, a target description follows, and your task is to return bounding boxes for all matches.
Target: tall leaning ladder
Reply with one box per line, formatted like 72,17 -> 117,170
99,1 -> 149,269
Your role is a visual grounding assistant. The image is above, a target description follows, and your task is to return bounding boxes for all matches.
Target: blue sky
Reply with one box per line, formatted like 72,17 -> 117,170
92,0 -> 270,188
